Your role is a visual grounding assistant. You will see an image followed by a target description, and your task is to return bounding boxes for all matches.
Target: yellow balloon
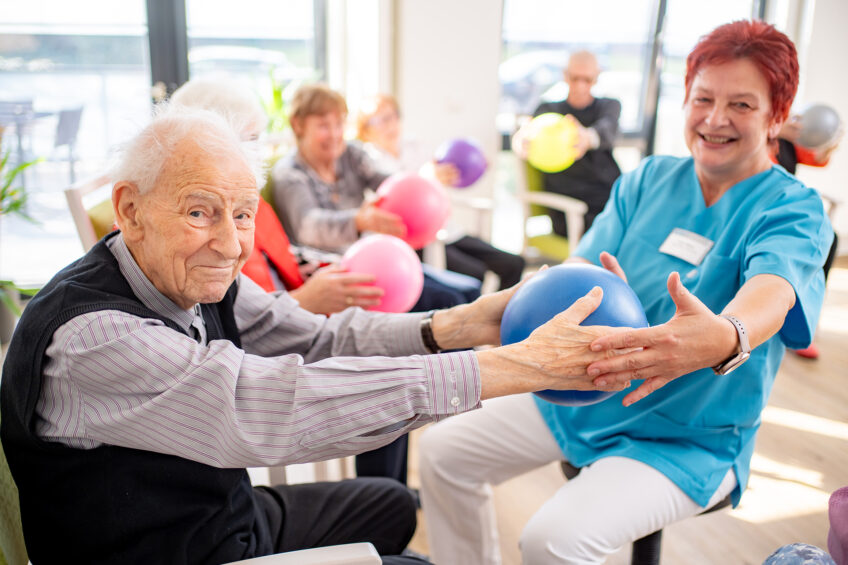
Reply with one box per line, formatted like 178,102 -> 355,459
526,112 -> 578,173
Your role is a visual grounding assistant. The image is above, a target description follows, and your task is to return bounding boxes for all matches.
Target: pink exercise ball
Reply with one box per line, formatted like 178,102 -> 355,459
376,172 -> 450,249
340,234 -> 424,313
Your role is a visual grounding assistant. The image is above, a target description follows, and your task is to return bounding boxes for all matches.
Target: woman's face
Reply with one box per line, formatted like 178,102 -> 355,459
296,110 -> 346,164
364,102 -> 401,153
684,58 -> 782,182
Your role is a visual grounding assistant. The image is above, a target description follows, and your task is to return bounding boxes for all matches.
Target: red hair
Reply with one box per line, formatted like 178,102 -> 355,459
685,20 -> 798,122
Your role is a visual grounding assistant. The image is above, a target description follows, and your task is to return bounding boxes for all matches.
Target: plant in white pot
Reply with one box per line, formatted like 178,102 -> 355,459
0,151 -> 41,344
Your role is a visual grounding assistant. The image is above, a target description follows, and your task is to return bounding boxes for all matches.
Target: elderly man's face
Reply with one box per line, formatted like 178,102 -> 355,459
123,138 -> 259,310
564,58 -> 599,109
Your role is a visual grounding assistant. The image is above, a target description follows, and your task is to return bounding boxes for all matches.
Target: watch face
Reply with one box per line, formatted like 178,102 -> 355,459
720,351 -> 750,375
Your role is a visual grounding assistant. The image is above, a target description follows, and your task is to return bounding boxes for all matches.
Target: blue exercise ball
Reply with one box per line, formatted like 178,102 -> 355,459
500,263 -> 649,406
762,543 -> 836,565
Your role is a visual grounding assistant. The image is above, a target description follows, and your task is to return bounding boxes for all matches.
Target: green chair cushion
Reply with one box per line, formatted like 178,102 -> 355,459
88,199 -> 116,240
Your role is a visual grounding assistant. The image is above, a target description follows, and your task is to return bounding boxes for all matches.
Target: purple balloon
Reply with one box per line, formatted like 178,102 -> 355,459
434,137 -> 488,188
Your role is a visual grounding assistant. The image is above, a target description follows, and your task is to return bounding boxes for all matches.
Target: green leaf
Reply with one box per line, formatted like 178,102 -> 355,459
0,287 -> 22,317
1,151 -> 43,221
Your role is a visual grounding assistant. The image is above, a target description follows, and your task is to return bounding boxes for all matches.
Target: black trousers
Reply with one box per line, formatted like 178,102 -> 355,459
355,434 -> 409,485
254,477 -> 428,564
445,235 -> 526,290
824,232 -> 838,282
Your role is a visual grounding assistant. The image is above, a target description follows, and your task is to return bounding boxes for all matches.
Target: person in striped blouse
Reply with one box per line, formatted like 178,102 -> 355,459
0,103 -> 622,564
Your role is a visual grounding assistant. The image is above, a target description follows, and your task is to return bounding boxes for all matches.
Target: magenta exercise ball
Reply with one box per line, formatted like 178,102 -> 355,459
340,234 -> 424,313
500,263 -> 649,406
376,172 -> 450,249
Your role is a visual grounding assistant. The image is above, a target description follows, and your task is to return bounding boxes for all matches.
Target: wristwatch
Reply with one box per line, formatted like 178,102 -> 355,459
420,311 -> 442,354
712,314 -> 751,375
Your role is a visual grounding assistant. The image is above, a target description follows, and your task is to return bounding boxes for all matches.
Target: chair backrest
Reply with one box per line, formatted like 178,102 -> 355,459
0,409 -> 28,565
55,107 -> 83,149
515,158 -> 588,261
522,161 -> 548,218
64,173 -> 114,252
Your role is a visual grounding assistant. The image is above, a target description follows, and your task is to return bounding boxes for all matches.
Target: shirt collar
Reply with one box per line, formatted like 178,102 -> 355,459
107,233 -> 197,334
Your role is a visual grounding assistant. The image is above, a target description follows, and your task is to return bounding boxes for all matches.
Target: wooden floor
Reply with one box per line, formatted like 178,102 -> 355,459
407,258 -> 848,564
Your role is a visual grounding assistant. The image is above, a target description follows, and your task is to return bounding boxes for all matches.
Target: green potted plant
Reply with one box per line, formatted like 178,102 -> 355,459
0,150 -> 41,343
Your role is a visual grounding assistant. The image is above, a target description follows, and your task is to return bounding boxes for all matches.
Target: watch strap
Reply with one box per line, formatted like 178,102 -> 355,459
720,314 -> 750,355
420,311 -> 441,354
712,314 -> 750,375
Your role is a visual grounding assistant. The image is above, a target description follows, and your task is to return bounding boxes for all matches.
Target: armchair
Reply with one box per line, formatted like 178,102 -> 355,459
516,159 -> 588,262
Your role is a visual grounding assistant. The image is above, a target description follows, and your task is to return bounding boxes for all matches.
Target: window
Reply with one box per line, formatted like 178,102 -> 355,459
0,1 -> 151,285
499,0 -> 759,160
186,0 -> 320,100
0,0 -> 325,285
500,0 -> 655,135
0,1 -> 151,167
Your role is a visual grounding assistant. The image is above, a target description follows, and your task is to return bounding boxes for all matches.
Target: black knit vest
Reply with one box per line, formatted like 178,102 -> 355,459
1,233 -> 273,564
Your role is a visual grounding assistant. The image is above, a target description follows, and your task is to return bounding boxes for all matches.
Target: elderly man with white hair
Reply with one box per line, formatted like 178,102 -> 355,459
1,102 -> 621,564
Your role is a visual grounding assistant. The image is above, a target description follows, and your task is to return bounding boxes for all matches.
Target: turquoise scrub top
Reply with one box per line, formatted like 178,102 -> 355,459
536,155 -> 833,507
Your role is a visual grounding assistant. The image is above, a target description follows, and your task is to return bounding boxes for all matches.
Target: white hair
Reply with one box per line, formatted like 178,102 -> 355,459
109,102 -> 264,194
170,76 -> 268,141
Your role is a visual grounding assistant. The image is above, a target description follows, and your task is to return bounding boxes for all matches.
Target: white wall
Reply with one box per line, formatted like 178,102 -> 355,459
789,0 -> 848,254
393,0 -> 503,220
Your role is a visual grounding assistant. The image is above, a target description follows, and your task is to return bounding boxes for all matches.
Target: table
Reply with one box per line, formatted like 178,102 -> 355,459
0,102 -> 54,189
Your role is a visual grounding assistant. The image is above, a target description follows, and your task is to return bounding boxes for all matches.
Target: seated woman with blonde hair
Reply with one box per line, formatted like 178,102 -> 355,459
355,93 -> 525,290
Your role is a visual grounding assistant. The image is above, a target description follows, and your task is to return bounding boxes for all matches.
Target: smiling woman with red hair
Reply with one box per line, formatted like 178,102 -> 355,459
685,19 -> 799,123
419,20 -> 835,565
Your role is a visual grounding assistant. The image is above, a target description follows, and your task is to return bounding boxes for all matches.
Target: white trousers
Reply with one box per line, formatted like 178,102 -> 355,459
418,394 -> 736,565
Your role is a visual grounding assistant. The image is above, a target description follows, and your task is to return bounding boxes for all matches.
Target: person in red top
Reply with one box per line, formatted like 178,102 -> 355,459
772,108 -> 842,358
171,78 -> 384,315
241,199 -> 304,291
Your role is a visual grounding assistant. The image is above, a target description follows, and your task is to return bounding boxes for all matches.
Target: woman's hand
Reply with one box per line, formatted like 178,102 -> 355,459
290,265 -> 384,314
599,251 -> 627,282
355,201 -> 407,238
585,272 -> 738,406
433,162 -> 461,187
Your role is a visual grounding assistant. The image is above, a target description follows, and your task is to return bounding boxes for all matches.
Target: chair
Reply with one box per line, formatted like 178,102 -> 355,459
53,107 -> 83,184
224,543 -> 381,565
517,159 -> 588,262
0,412 -> 28,565
560,461 -> 733,565
64,172 -> 114,251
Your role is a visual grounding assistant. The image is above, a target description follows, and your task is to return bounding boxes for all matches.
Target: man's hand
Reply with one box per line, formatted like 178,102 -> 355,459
355,201 -> 407,238
476,287 -> 628,399
431,268 -> 542,350
585,272 -> 738,406
290,265 -> 384,314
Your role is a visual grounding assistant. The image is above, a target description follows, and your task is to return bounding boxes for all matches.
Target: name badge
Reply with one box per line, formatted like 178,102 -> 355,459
659,228 -> 714,266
